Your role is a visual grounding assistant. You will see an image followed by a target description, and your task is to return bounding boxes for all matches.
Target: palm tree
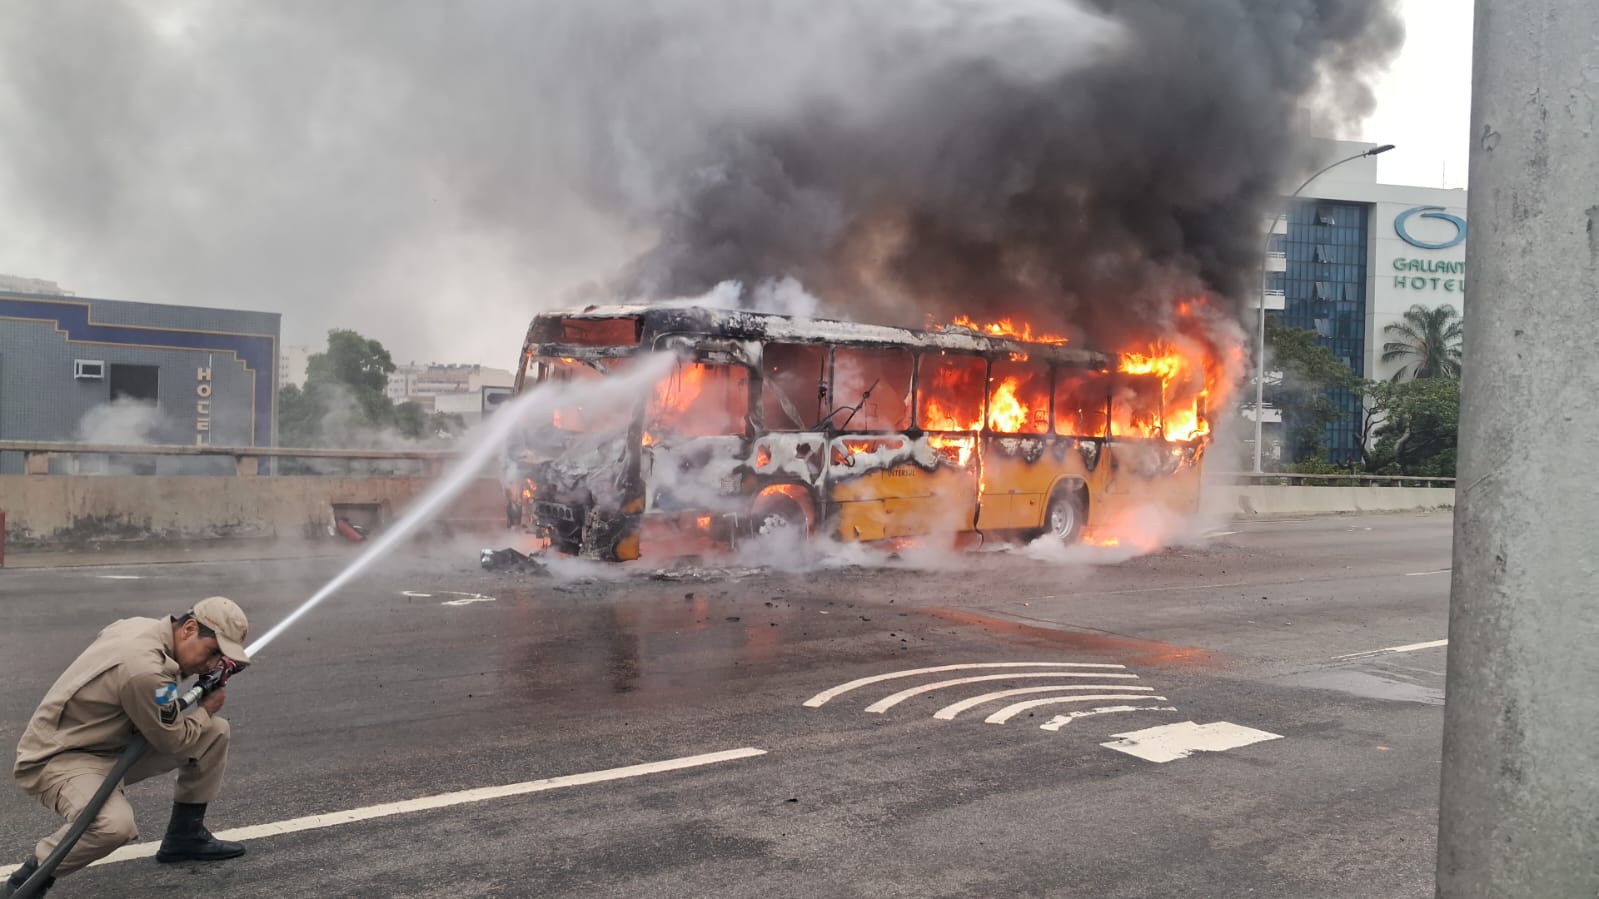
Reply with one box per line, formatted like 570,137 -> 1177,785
1383,303 -> 1463,381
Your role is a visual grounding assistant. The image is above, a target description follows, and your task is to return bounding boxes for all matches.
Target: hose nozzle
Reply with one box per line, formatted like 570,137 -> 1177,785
175,657 -> 245,711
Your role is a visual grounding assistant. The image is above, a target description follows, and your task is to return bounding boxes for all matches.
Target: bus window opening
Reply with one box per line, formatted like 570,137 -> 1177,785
916,353 -> 985,431
761,343 -> 827,431
988,358 -> 1050,434
829,347 -> 912,432
648,362 -> 750,439
1054,369 -> 1109,438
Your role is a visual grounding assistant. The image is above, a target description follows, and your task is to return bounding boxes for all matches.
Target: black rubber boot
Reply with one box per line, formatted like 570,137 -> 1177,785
154,803 -> 246,864
1,857 -> 53,898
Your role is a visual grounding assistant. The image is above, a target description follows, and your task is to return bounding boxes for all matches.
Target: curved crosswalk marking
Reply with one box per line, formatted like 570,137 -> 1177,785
985,694 -> 1167,724
933,685 -> 1156,720
1039,706 -> 1179,731
864,674 -> 1141,714
803,662 -> 1126,708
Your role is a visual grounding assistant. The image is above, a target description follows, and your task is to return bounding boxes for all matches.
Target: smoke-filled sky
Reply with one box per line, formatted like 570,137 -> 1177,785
1,1 -> 1429,365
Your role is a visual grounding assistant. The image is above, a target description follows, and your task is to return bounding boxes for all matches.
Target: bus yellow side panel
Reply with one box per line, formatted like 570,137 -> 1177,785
829,466 -> 978,541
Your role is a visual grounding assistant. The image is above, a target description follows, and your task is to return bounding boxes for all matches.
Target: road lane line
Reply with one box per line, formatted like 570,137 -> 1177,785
1404,569 -> 1451,576
865,673 -> 1140,713
803,662 -> 1125,707
985,695 -> 1168,724
0,747 -> 767,878
1039,706 -> 1179,731
1333,639 -> 1448,660
934,685 -> 1156,720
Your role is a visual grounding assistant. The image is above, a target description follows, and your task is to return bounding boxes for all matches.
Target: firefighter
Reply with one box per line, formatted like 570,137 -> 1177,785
4,597 -> 251,897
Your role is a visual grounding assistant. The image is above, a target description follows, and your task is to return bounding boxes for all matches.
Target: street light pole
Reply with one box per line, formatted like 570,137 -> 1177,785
1250,143 -> 1395,474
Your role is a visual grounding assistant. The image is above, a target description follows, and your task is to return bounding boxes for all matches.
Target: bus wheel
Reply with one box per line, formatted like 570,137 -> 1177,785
1041,488 -> 1086,544
751,496 -> 810,549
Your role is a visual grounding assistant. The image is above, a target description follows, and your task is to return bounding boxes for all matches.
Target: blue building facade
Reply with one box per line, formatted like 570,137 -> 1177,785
1268,199 -> 1371,464
0,291 -> 279,474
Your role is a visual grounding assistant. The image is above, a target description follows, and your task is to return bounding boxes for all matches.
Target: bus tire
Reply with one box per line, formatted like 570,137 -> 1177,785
1040,486 -> 1086,544
750,492 -> 812,552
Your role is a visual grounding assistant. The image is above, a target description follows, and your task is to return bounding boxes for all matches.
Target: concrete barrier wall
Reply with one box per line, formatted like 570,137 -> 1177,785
1217,485 -> 1454,517
0,477 -> 1451,550
0,475 -> 505,548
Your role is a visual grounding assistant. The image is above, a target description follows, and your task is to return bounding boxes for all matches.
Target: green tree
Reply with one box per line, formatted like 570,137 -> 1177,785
305,329 -> 395,395
1263,318 -> 1363,465
1382,303 -> 1463,381
1364,378 -> 1461,476
278,329 -> 400,447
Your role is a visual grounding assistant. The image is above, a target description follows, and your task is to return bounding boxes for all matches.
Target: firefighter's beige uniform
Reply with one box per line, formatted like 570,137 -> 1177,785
12,616 -> 231,877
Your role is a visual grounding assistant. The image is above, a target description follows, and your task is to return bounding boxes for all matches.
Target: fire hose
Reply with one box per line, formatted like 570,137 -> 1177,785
11,660 -> 243,899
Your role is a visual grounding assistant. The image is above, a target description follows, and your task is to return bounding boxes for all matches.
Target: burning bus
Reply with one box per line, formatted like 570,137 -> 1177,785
506,305 -> 1213,561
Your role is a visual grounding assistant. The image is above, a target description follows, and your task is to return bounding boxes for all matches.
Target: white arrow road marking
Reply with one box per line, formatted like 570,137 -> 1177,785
441,595 -> 496,607
1332,639 -> 1447,660
985,695 -> 1167,724
804,662 -> 1125,708
1039,706 -> 1179,731
0,747 -> 768,879
934,685 -> 1156,720
1100,721 -> 1282,763
866,673 -> 1141,714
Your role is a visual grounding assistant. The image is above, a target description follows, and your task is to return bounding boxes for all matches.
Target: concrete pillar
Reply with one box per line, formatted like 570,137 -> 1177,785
1437,2 -> 1599,897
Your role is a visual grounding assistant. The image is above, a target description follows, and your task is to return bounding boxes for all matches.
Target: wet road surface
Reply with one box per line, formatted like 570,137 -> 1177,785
0,512 -> 1451,898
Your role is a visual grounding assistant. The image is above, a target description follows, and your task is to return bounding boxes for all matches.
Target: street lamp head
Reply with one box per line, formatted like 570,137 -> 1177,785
1365,143 -> 1397,157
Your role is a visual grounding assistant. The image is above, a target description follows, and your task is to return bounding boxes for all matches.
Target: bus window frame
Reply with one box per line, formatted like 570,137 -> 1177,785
759,341 -> 830,433
827,344 -> 915,433
914,350 -> 989,433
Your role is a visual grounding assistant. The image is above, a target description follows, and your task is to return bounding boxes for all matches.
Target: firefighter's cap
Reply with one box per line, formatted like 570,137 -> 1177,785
191,596 -> 250,664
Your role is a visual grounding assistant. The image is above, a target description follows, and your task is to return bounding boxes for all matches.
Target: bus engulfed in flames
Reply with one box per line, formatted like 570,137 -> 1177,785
507,303 -> 1239,561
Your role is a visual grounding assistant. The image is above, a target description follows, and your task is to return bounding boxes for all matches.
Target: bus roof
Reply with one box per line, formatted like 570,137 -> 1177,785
529,304 -> 1113,368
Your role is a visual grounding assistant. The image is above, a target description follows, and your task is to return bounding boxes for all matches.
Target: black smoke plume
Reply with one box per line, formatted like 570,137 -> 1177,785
619,0 -> 1405,349
0,2 -> 1401,361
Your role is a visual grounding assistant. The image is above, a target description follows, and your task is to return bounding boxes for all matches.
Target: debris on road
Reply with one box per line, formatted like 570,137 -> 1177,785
479,547 -> 550,575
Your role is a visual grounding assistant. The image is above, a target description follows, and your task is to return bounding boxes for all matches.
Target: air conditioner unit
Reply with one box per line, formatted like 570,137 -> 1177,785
74,359 -> 106,380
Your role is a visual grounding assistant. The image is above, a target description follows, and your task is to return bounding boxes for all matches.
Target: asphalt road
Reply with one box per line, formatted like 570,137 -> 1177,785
0,512 -> 1453,898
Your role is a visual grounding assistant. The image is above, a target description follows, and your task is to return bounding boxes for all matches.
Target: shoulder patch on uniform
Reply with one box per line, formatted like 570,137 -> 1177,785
154,682 -> 178,706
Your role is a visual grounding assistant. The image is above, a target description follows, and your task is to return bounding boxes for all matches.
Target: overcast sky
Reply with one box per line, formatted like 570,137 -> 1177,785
1360,0 -> 1474,190
0,1 -> 1475,367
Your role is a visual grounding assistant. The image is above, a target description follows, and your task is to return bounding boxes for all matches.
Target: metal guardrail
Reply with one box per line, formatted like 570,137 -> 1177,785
1218,471 -> 1455,488
0,440 -> 455,476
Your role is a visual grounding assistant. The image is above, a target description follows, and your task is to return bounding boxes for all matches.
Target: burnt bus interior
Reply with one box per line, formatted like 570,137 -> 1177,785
508,307 -> 1204,560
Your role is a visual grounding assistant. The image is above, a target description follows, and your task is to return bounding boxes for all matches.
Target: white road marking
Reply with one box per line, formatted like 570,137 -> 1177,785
0,747 -> 767,879
1403,569 -> 1451,577
1100,721 -> 1283,763
1332,639 -> 1448,660
804,662 -> 1125,708
1039,706 -> 1179,731
95,575 -> 143,580
865,673 -> 1140,714
985,695 -> 1168,724
933,685 -> 1156,720
402,589 -> 496,606
1205,530 -> 1239,538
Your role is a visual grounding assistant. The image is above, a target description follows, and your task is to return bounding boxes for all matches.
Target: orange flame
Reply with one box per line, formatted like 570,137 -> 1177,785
927,433 -> 976,466
947,315 -> 1069,345
987,378 -> 1028,433
1118,342 -> 1210,441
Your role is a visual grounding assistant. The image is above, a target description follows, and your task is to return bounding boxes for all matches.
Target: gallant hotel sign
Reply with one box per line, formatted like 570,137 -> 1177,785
1391,205 -> 1467,294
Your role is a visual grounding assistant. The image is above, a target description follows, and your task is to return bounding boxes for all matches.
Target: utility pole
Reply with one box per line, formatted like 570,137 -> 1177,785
1436,2 -> 1599,897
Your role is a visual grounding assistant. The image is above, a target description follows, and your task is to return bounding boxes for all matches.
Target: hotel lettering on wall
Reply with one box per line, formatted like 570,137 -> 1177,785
1391,205 -> 1467,294
196,366 -> 212,445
